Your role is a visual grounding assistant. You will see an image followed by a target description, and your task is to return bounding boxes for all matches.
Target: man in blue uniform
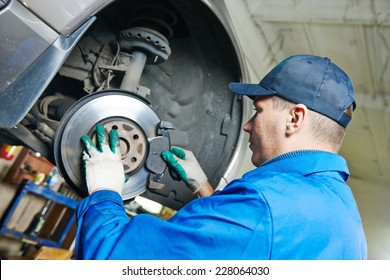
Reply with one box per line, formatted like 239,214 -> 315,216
75,54 -> 367,259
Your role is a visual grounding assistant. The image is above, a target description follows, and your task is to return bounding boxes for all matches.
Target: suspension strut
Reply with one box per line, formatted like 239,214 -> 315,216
118,26 -> 171,95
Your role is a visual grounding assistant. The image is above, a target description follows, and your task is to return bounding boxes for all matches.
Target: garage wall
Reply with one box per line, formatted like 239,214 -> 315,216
224,0 -> 390,260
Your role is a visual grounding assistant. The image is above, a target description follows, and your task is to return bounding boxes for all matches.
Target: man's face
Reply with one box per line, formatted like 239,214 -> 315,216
243,96 -> 286,166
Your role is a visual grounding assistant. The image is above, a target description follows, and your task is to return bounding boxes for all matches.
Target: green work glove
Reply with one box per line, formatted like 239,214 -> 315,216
81,124 -> 125,195
161,147 -> 208,193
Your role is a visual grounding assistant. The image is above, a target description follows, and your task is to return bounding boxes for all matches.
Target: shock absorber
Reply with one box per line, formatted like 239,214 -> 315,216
118,26 -> 171,95
96,2 -> 177,97
117,2 -> 178,96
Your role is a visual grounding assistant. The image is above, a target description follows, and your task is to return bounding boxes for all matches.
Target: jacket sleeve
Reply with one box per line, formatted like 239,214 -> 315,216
75,190 -> 130,259
75,183 -> 272,260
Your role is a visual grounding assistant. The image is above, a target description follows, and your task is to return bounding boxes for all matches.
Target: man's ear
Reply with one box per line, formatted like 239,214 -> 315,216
286,104 -> 308,136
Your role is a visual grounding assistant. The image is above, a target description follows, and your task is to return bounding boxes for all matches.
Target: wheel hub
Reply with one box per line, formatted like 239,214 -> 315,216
92,119 -> 147,174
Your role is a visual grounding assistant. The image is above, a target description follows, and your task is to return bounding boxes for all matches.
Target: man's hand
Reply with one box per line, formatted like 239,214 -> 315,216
161,147 -> 209,194
81,124 -> 125,195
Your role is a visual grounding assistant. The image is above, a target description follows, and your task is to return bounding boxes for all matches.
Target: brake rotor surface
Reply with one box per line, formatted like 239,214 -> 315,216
53,90 -> 161,200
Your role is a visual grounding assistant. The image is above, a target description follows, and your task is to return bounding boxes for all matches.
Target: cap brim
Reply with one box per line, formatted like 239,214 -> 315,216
229,82 -> 274,98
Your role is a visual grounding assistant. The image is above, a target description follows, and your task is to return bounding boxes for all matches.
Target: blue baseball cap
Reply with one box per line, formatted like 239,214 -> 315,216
229,54 -> 356,128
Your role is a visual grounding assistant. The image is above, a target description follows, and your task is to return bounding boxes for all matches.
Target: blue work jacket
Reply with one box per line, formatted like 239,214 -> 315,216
75,150 -> 367,259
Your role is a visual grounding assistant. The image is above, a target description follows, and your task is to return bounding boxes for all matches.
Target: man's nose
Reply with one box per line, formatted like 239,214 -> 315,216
243,119 -> 252,133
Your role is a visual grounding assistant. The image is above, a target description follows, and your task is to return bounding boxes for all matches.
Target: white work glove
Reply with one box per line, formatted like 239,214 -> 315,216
161,147 -> 208,193
81,123 -> 125,195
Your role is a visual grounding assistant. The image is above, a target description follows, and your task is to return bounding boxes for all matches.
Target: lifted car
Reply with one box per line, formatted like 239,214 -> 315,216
0,0 -> 251,210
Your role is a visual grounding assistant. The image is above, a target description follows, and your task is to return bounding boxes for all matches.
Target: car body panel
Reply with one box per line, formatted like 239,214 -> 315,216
19,0 -> 116,36
0,0 -> 96,128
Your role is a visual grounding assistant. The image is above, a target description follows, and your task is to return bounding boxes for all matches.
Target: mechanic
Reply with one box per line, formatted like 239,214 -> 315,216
75,54 -> 367,259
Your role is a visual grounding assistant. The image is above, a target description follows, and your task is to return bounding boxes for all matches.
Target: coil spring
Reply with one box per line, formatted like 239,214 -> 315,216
127,3 -> 178,39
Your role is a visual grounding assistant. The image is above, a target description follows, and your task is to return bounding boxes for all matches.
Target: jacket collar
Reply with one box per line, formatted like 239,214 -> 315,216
243,150 -> 350,181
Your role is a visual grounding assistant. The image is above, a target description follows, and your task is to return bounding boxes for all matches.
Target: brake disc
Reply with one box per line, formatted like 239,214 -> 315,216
53,90 -> 161,200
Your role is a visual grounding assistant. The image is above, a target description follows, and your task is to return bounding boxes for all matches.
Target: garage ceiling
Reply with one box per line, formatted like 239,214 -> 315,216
226,0 -> 390,185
